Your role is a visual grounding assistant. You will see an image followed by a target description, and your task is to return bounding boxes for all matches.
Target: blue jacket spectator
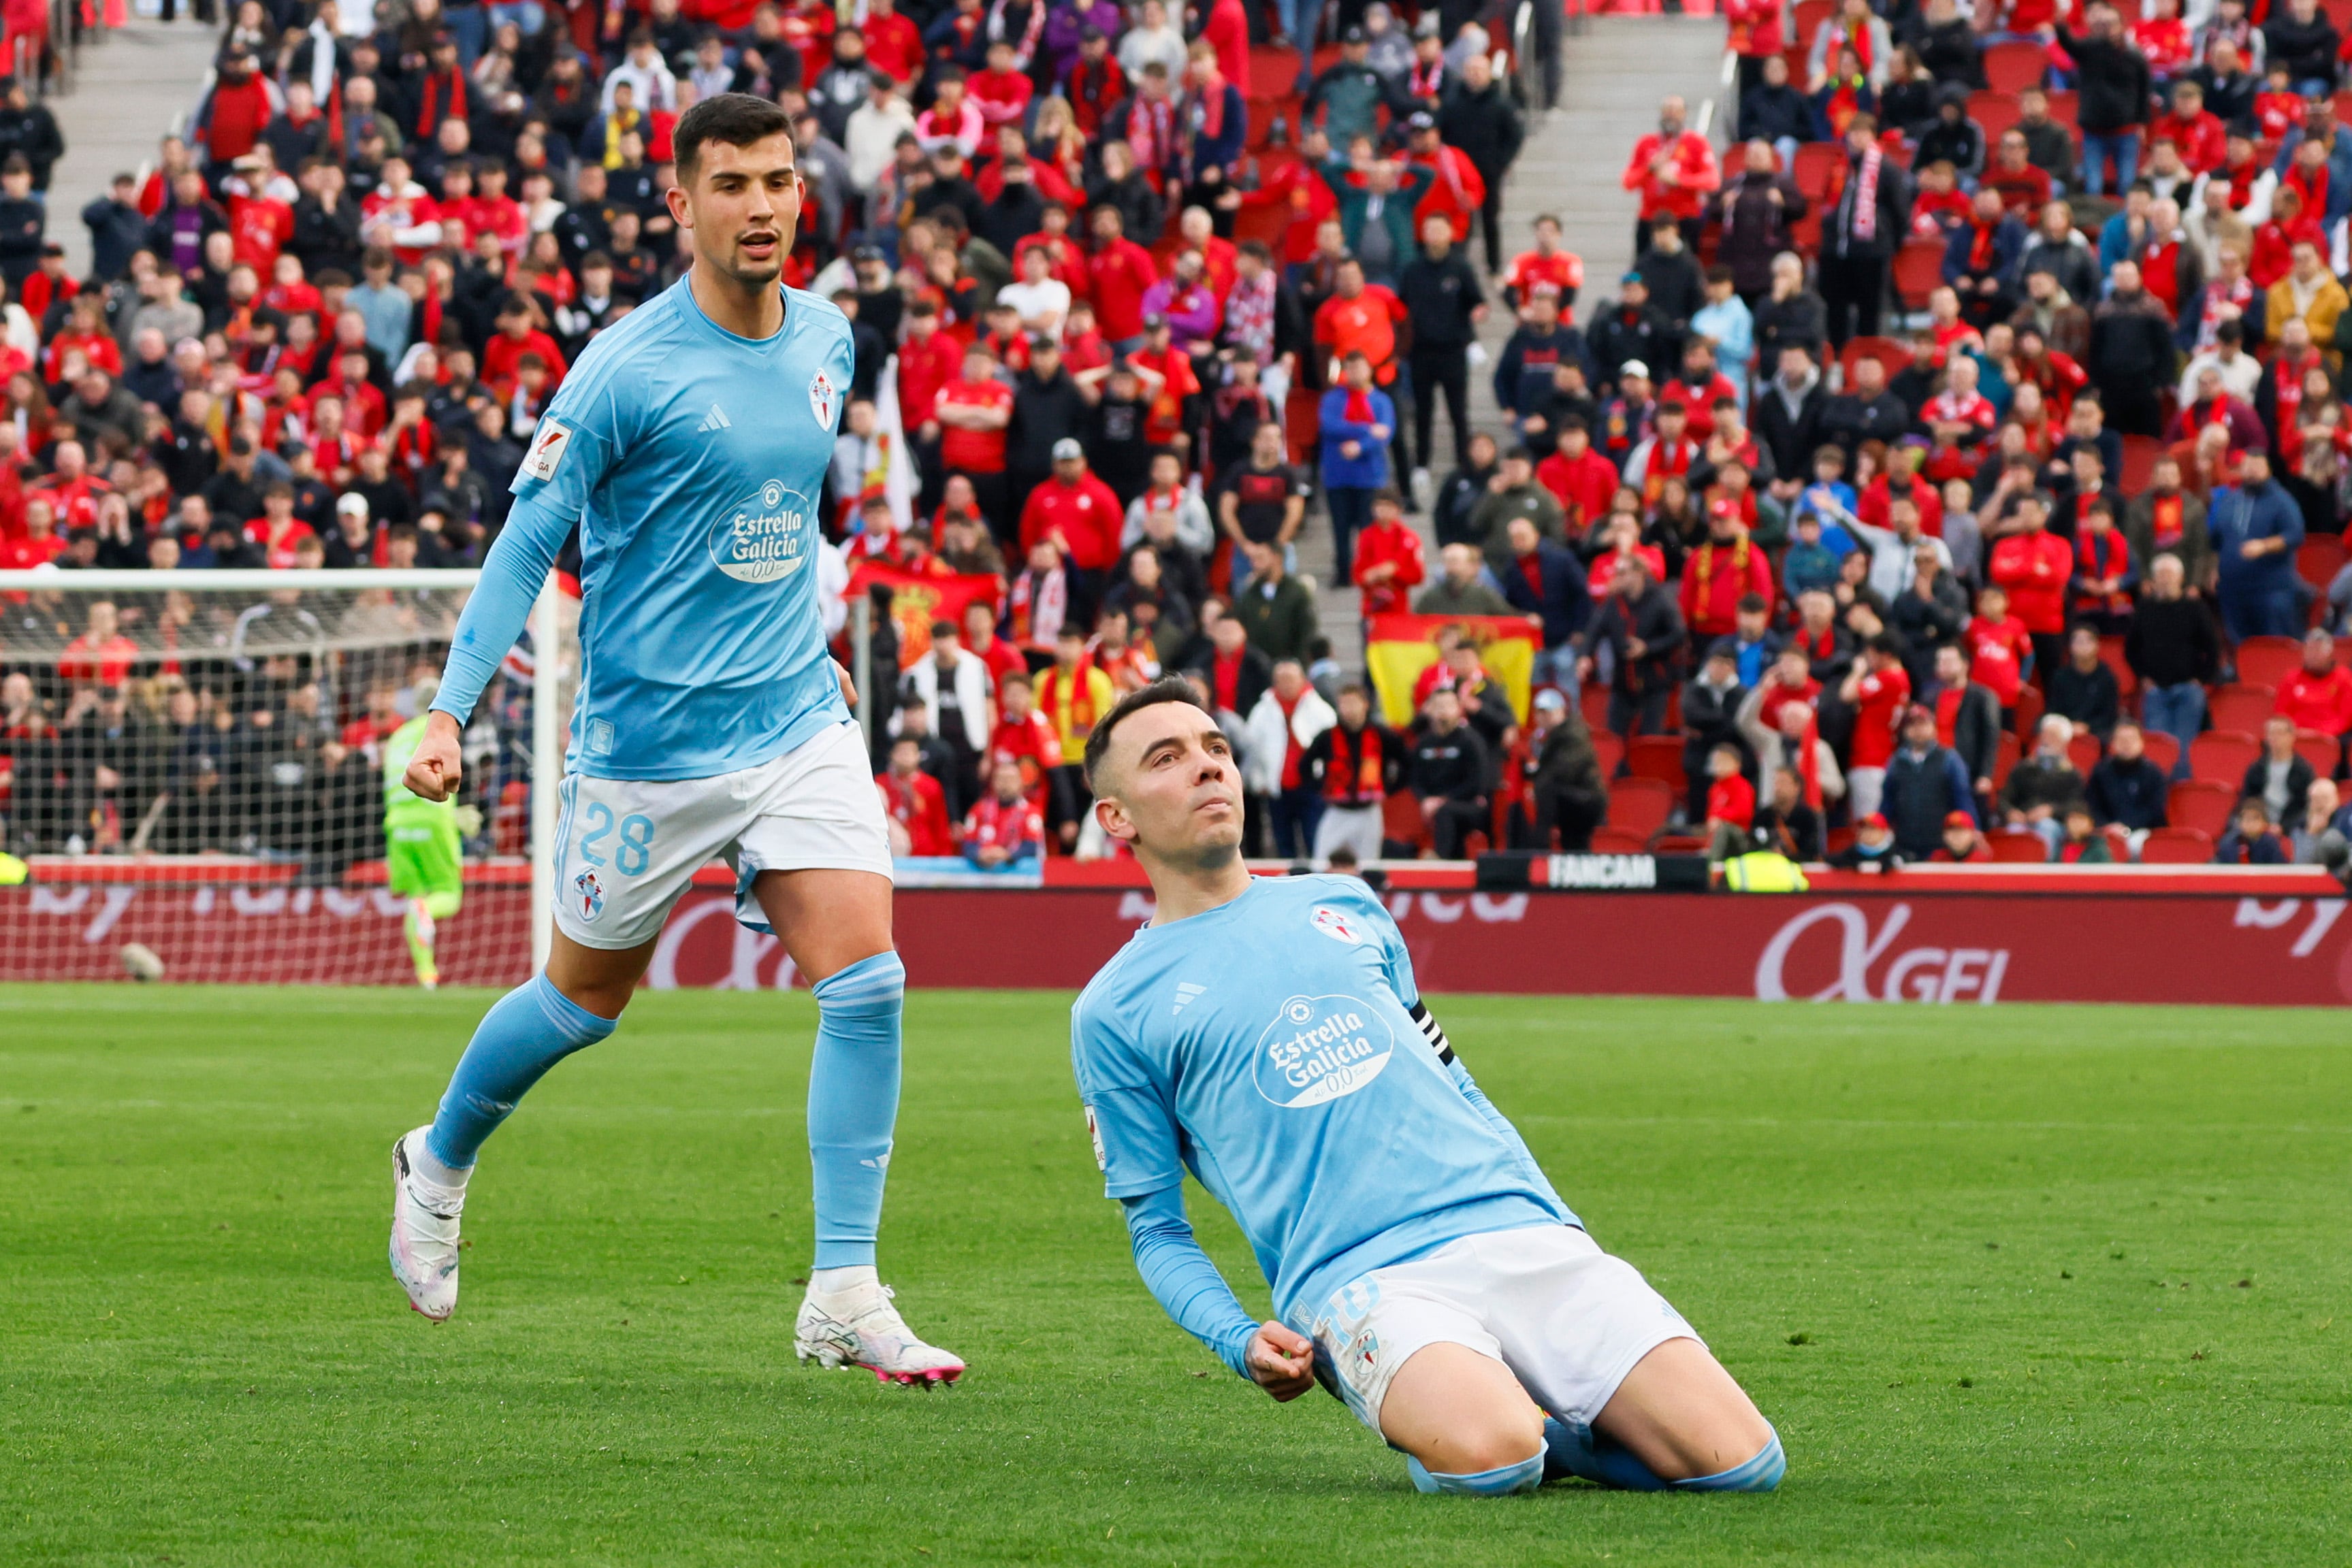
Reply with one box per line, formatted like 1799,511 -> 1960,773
2209,456 -> 2306,640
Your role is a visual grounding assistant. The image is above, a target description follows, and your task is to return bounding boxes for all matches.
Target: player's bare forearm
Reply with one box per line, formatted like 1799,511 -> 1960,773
403,711 -> 466,802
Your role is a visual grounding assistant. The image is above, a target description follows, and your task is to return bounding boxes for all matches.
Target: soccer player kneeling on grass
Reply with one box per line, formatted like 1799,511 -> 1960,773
1069,679 -> 1783,1495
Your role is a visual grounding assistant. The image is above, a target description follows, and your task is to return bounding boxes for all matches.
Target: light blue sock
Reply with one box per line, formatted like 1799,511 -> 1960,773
1672,1432 -> 1784,1492
807,951 -> 905,1269
424,975 -> 616,1169
1541,1417 -> 1671,1491
1405,1453 -> 1545,1495
1543,1418 -> 1785,1493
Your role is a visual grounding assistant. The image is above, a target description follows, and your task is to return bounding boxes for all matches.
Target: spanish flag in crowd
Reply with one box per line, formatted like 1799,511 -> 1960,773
1364,615 -> 1541,728
845,562 -> 1004,667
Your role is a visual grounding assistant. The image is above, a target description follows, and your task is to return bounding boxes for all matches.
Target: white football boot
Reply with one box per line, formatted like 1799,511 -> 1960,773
794,1280 -> 966,1388
389,1126 -> 464,1320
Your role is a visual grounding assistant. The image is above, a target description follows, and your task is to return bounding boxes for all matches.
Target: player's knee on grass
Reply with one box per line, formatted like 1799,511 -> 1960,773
1379,1341 -> 1547,1482
1592,1337 -> 1781,1486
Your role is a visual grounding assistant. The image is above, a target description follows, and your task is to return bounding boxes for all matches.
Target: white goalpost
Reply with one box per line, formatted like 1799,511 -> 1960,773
0,568 -> 573,985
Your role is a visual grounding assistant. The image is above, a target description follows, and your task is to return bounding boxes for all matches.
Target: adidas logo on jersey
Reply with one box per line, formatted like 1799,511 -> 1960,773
1171,981 -> 1207,1015
697,403 -> 733,432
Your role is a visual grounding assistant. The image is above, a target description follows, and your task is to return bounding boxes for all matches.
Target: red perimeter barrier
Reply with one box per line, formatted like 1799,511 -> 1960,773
4,877 -> 2349,1004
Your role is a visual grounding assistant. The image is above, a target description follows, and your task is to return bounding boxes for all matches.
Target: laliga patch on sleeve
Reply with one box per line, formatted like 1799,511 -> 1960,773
1084,1105 -> 1107,1172
521,419 -> 572,482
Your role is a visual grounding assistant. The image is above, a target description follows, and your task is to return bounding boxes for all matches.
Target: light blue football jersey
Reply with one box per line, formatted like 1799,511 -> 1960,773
434,278 -> 854,781
1071,875 -> 1575,1326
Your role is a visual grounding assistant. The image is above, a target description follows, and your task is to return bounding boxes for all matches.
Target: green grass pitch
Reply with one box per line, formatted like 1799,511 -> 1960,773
2,986 -> 2347,1566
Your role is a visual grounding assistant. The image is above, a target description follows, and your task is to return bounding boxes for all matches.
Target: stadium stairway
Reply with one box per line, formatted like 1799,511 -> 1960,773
44,18 -> 217,275
1305,15 -> 1727,673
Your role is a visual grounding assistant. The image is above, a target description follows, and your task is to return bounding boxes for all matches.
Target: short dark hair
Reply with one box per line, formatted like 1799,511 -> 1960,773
673,92 -> 796,184
1082,675 -> 1212,797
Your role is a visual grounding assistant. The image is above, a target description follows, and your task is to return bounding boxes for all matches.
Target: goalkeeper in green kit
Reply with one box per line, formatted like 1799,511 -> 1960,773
383,679 -> 466,990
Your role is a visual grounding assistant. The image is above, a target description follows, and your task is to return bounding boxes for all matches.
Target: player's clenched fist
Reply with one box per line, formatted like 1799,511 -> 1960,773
403,713 -> 466,802
1246,1321 -> 1317,1401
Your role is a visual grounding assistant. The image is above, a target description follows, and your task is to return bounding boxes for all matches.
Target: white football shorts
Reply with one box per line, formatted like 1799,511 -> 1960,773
1301,1224 -> 1700,1436
551,719 -> 893,949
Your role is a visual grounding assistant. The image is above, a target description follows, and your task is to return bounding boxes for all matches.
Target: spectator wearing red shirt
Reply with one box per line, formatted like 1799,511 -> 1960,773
2277,629 -> 2352,739
971,41 -> 1035,129
1312,257 -> 1406,388
30,441 -> 108,532
1723,0 -> 1787,100
359,157 -> 444,267
1405,117 -> 1487,246
0,497 -> 61,569
227,182 -> 294,271
877,735 -> 956,855
244,483 -> 317,570
55,599 -> 138,687
986,670 -> 1063,808
862,0 -> 924,84
933,339 -> 1015,536
1619,94 -> 1720,254
1679,512 -> 1775,640
1237,129 -> 1341,267
2148,80 -> 2226,173
1987,491 -> 2075,676
193,50 -> 278,173
1019,438 -> 1125,610
1702,741 -> 1756,858
963,756 -> 1046,866
1536,419 -> 1618,529
1351,490 -> 1426,616
481,294 -> 570,395
963,598 -> 1025,691
1839,632 -> 1912,819
1086,205 -> 1160,343
1964,584 -> 2035,713
1502,214 -> 1585,310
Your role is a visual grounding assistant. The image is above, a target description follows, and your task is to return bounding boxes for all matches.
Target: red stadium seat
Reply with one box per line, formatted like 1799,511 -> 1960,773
1383,790 -> 1429,854
2013,682 -> 2044,738
1824,825 -> 1856,856
2208,685 -> 2276,735
1581,683 -> 1613,734
2168,780 -> 2238,838
2334,84 -> 2352,122
2188,730 -> 2260,783
2066,732 -> 2102,776
1991,728 -> 2021,789
2139,826 -> 2215,864
1841,334 -> 1907,387
2295,730 -> 2342,777
1967,91 -> 2020,146
1983,39 -> 2049,93
2140,729 -> 2181,775
2298,534 -> 2347,591
1892,239 -> 1945,310
1607,777 -> 1675,839
1793,142 -> 1844,203
1589,826 -> 1654,854
1590,730 -> 1625,781
1626,734 -> 1688,792
2098,634 -> 2138,702
2045,90 -> 2079,129
2119,434 -> 2162,495
1987,830 -> 2050,863
1653,834 -> 1709,854
2234,638 -> 2304,691
1792,0 -> 1833,54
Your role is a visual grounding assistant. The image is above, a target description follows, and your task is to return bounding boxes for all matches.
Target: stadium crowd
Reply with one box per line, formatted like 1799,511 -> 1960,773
2,0 -> 2351,882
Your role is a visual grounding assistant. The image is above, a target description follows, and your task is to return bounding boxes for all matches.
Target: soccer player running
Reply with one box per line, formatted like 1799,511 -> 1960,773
1071,680 -> 1781,1493
382,678 -> 464,990
387,95 -> 963,1387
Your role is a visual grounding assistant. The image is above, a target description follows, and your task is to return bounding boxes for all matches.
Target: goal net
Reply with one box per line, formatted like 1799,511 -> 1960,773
0,568 -> 571,986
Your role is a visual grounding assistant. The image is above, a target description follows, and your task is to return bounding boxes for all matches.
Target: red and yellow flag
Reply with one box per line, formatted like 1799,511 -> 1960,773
845,563 -> 1003,667
1364,613 -> 1541,728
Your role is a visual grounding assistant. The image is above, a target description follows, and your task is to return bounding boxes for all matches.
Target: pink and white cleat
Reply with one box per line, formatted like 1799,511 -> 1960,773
794,1280 -> 966,1388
